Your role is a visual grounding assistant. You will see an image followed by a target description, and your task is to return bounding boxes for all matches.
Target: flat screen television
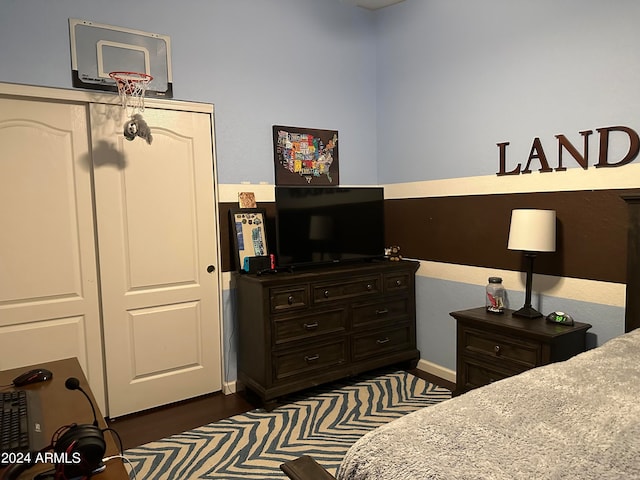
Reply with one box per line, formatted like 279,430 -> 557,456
275,186 -> 385,269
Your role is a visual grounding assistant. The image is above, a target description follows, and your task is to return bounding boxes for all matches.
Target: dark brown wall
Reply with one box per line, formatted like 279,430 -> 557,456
219,189 -> 633,284
385,189 -> 631,284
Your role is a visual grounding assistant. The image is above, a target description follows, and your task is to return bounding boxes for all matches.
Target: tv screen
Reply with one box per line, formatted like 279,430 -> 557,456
275,186 -> 385,269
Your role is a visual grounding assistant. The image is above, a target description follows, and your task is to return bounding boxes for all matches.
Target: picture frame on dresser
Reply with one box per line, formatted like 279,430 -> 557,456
229,208 -> 268,272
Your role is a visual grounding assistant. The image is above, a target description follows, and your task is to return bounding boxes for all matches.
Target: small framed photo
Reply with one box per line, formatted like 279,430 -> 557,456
229,208 -> 268,272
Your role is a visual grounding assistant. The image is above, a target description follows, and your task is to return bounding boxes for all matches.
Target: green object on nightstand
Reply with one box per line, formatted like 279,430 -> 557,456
546,311 -> 575,325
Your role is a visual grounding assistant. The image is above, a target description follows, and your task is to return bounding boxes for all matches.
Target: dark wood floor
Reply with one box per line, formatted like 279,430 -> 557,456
106,390 -> 258,450
106,369 -> 454,451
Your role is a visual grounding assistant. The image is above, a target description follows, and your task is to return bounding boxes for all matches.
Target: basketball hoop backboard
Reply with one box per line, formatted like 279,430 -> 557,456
69,18 -> 173,98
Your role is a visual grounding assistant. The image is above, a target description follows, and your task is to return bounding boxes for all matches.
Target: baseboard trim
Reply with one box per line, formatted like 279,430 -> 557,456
417,359 -> 456,384
223,381 -> 238,395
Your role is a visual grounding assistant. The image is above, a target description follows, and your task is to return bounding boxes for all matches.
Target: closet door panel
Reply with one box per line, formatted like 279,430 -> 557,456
91,105 -> 222,417
114,131 -> 199,289
0,97 -> 106,410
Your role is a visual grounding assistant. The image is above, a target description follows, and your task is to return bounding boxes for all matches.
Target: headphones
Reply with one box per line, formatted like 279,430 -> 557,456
1,378 -> 107,480
1,425 -> 106,480
51,421 -> 106,478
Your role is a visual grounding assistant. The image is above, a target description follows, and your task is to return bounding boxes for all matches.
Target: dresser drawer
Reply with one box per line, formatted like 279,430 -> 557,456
352,325 -> 411,361
384,272 -> 411,293
462,327 -> 541,369
352,297 -> 410,328
274,340 -> 347,381
270,285 -> 309,313
312,275 -> 381,305
273,308 -> 347,345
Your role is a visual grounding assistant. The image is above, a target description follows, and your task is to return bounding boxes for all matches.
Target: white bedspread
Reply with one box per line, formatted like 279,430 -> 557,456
337,328 -> 640,480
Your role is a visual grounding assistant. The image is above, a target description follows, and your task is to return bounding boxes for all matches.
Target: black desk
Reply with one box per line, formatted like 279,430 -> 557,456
0,358 -> 129,480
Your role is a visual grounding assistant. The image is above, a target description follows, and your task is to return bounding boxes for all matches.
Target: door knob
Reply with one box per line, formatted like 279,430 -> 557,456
207,265 -> 215,273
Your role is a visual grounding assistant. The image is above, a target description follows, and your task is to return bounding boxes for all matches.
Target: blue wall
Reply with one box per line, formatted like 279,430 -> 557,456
0,0 -> 379,185
2,0 -> 636,383
375,0 -> 640,183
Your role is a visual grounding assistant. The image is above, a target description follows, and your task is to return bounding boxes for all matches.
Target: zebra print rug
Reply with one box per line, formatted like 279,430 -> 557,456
124,369 -> 451,479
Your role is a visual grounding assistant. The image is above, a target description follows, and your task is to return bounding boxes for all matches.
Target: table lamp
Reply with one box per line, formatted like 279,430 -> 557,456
507,209 -> 556,318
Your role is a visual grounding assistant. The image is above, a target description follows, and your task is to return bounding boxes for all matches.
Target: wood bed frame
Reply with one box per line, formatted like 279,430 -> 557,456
280,191 -> 640,479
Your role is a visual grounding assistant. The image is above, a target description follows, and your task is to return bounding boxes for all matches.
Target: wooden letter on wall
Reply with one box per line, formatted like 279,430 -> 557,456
555,130 -> 592,171
521,137 -> 553,174
496,142 -> 520,176
595,126 -> 640,168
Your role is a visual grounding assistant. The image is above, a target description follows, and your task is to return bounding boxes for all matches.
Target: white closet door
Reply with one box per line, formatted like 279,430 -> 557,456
90,104 -> 222,417
0,97 -> 107,411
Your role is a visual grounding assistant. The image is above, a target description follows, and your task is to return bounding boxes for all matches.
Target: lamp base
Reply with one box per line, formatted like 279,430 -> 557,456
512,305 -> 543,319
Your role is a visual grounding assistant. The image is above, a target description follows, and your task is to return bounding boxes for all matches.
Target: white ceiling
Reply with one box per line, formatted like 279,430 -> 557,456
351,0 -> 406,10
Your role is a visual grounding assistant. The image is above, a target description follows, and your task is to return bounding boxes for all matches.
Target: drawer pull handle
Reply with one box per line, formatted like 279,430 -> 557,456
494,345 -> 501,355
287,295 -> 294,305
366,284 -> 373,291
377,337 -> 390,345
304,322 -> 319,330
305,354 -> 320,362
324,290 -> 330,298
376,308 -> 389,315
395,279 -> 402,286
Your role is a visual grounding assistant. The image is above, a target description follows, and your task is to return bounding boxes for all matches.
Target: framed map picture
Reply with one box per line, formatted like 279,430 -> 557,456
273,125 -> 339,186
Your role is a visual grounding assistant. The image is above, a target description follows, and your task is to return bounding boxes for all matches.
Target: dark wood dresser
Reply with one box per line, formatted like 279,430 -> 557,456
236,260 -> 420,407
450,307 -> 591,395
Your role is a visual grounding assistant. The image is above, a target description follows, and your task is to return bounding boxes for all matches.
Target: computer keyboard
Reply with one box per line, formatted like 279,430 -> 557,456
1,390 -> 45,460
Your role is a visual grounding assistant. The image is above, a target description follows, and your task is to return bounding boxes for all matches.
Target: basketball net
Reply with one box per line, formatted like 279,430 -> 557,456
109,71 -> 153,118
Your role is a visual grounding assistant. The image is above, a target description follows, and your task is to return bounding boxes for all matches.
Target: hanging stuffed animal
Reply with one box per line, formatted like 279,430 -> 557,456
123,113 -> 153,144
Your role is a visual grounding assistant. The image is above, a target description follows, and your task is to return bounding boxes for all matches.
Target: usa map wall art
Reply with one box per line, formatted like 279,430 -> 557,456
273,125 -> 339,186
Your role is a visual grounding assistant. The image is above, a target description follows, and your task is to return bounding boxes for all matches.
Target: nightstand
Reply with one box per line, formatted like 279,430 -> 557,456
450,307 -> 591,395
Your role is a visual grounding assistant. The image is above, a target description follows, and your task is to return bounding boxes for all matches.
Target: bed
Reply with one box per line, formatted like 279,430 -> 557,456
282,326 -> 640,480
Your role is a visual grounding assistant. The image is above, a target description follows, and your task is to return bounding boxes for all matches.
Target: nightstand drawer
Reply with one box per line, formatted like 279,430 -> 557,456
270,285 -> 309,313
312,275 -> 381,304
462,327 -> 541,368
273,308 -> 347,345
352,297 -> 410,328
352,325 -> 411,361
274,340 -> 347,381
462,358 -> 519,389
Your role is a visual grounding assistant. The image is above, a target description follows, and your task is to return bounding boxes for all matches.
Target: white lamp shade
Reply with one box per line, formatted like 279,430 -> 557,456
508,209 -> 556,252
